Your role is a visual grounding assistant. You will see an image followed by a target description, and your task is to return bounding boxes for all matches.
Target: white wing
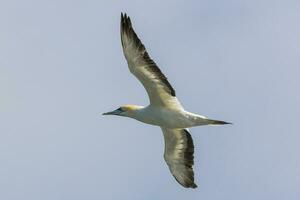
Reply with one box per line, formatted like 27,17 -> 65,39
161,128 -> 197,188
120,13 -> 182,108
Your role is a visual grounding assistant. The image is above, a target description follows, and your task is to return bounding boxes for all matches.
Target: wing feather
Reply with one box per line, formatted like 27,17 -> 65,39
161,128 -> 197,188
120,13 -> 181,108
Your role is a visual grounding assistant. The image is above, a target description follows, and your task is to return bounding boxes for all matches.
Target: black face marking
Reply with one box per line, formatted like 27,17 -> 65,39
117,107 -> 124,112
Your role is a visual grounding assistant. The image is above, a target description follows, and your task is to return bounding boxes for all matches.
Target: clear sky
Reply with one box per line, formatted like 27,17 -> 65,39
1,0 -> 300,199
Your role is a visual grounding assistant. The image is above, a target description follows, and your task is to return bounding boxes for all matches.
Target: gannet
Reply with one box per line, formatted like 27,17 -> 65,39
103,13 -> 231,189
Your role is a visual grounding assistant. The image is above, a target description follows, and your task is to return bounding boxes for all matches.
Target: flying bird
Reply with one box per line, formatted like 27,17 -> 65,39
103,13 -> 231,188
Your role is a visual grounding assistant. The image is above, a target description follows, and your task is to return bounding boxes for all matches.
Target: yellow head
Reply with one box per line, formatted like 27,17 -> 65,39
103,104 -> 144,117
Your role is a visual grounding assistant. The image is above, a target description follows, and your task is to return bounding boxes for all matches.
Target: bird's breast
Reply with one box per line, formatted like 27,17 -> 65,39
135,107 -> 193,128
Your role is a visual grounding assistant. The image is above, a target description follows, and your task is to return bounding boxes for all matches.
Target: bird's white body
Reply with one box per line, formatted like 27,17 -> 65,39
132,105 -> 209,129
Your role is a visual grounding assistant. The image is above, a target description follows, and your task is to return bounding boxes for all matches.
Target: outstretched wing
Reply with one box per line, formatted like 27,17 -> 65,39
120,13 -> 182,108
161,128 -> 197,188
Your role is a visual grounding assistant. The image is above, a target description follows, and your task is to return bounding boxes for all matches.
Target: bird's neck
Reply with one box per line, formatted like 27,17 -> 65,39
125,106 -> 145,119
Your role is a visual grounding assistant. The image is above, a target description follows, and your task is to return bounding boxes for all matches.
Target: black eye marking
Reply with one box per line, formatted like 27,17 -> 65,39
117,107 -> 124,112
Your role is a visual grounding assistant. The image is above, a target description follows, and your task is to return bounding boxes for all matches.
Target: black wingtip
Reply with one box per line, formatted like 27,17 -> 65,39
121,12 -> 127,20
176,179 -> 198,189
121,12 -> 128,18
181,182 -> 197,189
121,12 -> 126,20
120,12 -> 132,28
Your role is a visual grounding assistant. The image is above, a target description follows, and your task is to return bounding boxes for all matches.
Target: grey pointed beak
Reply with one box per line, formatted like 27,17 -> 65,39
102,111 -> 114,115
102,109 -> 122,116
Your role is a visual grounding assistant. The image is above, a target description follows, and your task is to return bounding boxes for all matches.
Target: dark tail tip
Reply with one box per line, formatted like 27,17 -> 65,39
210,120 -> 233,125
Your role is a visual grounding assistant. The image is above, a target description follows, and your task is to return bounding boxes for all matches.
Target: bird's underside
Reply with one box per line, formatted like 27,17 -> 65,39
103,13 -> 230,189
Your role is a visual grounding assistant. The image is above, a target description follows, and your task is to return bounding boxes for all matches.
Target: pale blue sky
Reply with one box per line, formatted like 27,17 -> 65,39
1,0 -> 300,199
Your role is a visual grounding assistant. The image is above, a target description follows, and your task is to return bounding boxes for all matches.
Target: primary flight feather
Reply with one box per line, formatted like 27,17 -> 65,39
103,13 -> 231,188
